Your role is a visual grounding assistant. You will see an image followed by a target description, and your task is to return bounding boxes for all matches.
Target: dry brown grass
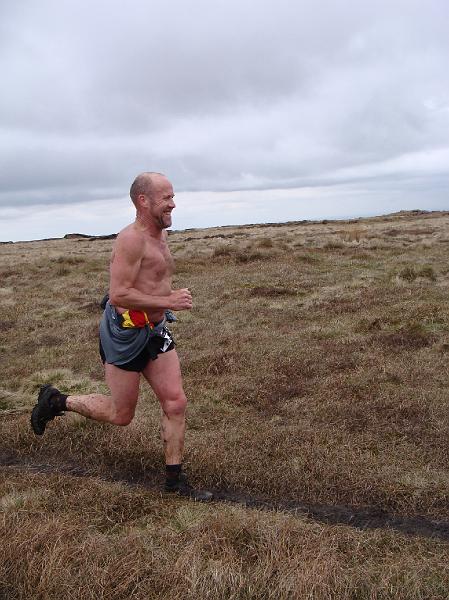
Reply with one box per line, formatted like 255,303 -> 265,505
1,210 -> 449,598
2,470 -> 449,600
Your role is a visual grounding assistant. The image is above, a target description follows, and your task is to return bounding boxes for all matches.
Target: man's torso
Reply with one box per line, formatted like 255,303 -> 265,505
112,224 -> 175,323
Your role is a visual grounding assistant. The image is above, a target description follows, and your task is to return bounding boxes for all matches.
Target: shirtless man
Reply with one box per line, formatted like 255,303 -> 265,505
31,172 -> 213,501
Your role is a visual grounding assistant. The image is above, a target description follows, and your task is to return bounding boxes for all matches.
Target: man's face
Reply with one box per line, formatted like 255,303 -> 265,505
146,177 -> 175,229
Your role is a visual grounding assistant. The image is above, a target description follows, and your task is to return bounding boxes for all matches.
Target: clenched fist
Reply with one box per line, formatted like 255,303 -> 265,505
169,288 -> 193,310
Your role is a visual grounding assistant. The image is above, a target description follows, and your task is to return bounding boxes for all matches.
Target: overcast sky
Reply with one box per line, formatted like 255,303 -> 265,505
1,0 -> 448,241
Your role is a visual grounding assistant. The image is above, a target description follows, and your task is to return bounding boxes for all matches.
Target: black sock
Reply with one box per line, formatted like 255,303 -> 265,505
166,464 -> 182,482
50,393 -> 68,412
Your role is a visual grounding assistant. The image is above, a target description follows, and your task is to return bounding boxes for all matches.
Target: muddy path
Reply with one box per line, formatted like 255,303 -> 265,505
1,451 -> 448,542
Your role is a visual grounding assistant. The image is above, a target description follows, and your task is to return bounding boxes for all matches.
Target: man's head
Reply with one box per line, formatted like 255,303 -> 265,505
130,172 -> 175,230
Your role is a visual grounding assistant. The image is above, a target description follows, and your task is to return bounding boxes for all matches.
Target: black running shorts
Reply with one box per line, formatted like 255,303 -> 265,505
99,330 -> 175,372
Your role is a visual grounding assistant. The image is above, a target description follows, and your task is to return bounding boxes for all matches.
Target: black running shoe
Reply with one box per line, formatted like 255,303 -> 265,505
165,472 -> 213,502
30,384 -> 64,435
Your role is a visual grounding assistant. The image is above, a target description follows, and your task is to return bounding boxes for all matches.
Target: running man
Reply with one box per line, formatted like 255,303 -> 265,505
31,172 -> 213,501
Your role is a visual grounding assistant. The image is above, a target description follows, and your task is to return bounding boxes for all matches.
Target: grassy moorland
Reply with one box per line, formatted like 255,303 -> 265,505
1,210 -> 449,599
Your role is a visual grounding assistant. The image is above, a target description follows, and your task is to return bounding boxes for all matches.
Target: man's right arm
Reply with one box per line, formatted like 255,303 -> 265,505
108,232 -> 192,312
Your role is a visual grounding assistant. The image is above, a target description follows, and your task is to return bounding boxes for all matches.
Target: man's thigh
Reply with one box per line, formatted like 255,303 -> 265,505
105,362 -> 141,409
141,349 -> 184,402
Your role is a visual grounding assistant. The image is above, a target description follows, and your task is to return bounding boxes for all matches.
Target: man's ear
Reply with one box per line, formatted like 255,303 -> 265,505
137,194 -> 149,209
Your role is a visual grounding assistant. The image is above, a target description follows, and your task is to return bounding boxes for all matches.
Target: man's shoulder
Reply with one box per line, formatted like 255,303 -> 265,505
116,224 -> 145,244
114,224 -> 145,257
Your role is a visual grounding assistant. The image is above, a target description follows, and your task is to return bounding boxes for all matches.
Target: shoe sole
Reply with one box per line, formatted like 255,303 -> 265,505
30,405 -> 45,435
30,384 -> 56,436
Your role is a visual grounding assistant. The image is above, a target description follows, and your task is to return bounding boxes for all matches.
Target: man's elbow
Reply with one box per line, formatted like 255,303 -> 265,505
109,288 -> 127,306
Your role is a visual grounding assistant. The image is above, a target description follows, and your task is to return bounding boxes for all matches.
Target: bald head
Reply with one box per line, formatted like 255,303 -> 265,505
130,172 -> 166,206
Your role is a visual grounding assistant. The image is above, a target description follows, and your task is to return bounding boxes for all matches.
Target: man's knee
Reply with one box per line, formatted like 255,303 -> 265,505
112,412 -> 134,426
162,393 -> 187,418
111,405 -> 136,426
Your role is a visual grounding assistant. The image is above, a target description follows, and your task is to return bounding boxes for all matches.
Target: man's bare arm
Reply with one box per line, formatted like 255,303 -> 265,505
109,231 -> 192,311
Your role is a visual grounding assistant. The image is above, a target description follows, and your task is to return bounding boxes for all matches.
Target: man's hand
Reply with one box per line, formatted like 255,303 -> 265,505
169,288 -> 193,311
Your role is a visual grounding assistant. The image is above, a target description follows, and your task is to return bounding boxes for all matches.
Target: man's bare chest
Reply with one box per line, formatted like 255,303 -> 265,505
140,242 -> 174,281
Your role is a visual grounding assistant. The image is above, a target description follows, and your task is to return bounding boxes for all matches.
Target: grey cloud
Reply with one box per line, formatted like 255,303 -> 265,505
0,0 -> 448,220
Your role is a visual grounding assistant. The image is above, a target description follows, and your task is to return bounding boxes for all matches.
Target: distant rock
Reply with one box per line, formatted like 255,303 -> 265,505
64,233 -> 91,239
64,233 -> 117,241
87,234 -> 117,241
390,209 -> 431,217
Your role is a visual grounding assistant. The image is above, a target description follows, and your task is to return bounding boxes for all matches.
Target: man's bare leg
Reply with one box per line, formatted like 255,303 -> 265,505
142,349 -> 212,500
66,364 -> 140,426
30,365 -> 140,436
142,349 -> 186,464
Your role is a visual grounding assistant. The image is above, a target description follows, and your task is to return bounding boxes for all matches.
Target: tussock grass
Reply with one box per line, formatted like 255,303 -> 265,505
249,286 -> 298,297
2,471 -> 449,600
255,236 -> 273,248
398,265 -> 437,282
1,211 -> 449,597
211,243 -> 273,263
54,255 -> 86,265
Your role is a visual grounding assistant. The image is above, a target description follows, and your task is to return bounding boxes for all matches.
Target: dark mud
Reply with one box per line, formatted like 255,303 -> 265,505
1,451 -> 448,541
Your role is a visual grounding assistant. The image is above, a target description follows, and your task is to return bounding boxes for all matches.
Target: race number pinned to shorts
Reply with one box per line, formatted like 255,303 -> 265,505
161,328 -> 174,352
